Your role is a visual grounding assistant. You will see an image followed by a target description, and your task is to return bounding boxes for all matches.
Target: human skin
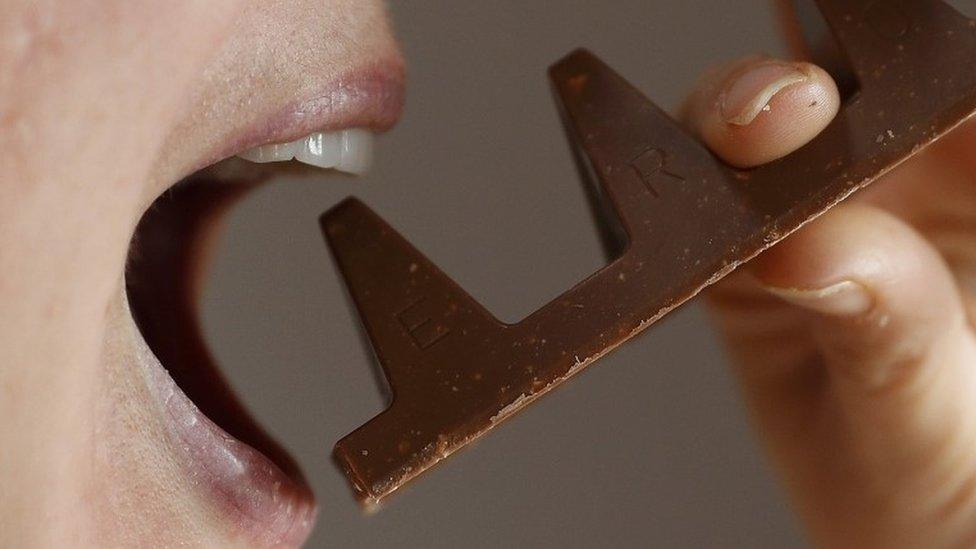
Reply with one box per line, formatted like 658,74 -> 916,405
2,2 -> 975,548
686,51 -> 976,549
0,1 -> 402,547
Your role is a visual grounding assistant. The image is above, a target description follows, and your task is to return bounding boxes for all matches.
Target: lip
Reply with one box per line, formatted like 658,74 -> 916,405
142,338 -> 318,547
126,178 -> 327,546
129,54 -> 405,548
204,59 -> 406,172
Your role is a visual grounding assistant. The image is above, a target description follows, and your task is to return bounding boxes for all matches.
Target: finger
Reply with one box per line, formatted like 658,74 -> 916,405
749,204 -> 976,545
681,55 -> 839,167
756,204 -> 968,391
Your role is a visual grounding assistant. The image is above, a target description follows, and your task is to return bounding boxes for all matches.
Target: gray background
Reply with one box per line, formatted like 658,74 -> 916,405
202,1 -> 811,547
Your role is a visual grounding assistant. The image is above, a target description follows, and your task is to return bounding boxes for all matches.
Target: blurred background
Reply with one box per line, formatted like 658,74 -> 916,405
201,1 -> 814,546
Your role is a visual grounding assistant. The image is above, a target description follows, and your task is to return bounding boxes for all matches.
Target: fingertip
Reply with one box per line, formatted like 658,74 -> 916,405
749,205 -> 928,297
684,58 -> 840,168
750,204 -> 966,384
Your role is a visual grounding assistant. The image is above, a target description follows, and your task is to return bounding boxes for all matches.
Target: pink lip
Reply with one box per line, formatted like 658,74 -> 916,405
208,60 -> 406,169
145,353 -> 318,547
141,58 -> 404,546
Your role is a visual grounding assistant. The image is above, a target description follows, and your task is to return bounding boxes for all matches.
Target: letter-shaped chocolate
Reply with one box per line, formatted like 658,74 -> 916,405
323,0 -> 976,506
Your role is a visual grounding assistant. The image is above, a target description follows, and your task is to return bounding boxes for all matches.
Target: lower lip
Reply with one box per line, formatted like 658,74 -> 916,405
137,328 -> 317,547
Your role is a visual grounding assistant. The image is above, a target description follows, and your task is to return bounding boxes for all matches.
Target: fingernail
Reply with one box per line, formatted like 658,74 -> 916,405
720,61 -> 808,126
763,280 -> 873,317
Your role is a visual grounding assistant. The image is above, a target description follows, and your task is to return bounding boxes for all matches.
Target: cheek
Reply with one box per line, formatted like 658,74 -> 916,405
4,1 -> 242,199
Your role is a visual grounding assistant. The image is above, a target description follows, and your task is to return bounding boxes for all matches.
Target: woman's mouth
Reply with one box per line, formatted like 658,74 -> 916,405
122,59 -> 405,547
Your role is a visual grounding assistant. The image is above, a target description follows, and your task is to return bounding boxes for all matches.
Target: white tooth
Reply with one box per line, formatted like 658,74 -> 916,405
237,129 -> 374,173
237,141 -> 299,163
336,129 -> 374,175
294,131 -> 341,169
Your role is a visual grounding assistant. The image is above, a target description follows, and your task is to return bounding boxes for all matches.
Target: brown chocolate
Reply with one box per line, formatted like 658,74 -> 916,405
322,0 -> 976,507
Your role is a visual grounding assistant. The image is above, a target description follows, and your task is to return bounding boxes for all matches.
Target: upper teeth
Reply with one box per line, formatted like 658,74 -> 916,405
237,128 -> 374,174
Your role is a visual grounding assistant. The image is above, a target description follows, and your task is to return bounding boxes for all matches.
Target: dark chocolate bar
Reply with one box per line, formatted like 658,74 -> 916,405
323,0 -> 976,507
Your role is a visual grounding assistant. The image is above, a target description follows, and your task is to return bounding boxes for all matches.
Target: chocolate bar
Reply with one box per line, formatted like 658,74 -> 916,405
323,0 -> 976,507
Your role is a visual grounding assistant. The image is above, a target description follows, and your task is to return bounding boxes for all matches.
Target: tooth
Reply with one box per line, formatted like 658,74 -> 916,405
336,129 -> 374,175
237,129 -> 375,174
294,131 -> 341,169
237,141 -> 299,163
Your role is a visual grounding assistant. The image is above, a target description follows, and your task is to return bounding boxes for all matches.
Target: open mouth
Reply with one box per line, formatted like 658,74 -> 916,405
123,62 -> 405,547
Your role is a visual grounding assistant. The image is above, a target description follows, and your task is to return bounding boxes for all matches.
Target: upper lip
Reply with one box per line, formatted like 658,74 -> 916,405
208,58 -> 406,171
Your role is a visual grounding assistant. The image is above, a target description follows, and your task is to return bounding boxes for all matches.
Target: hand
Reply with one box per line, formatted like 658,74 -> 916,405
682,53 -> 976,547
